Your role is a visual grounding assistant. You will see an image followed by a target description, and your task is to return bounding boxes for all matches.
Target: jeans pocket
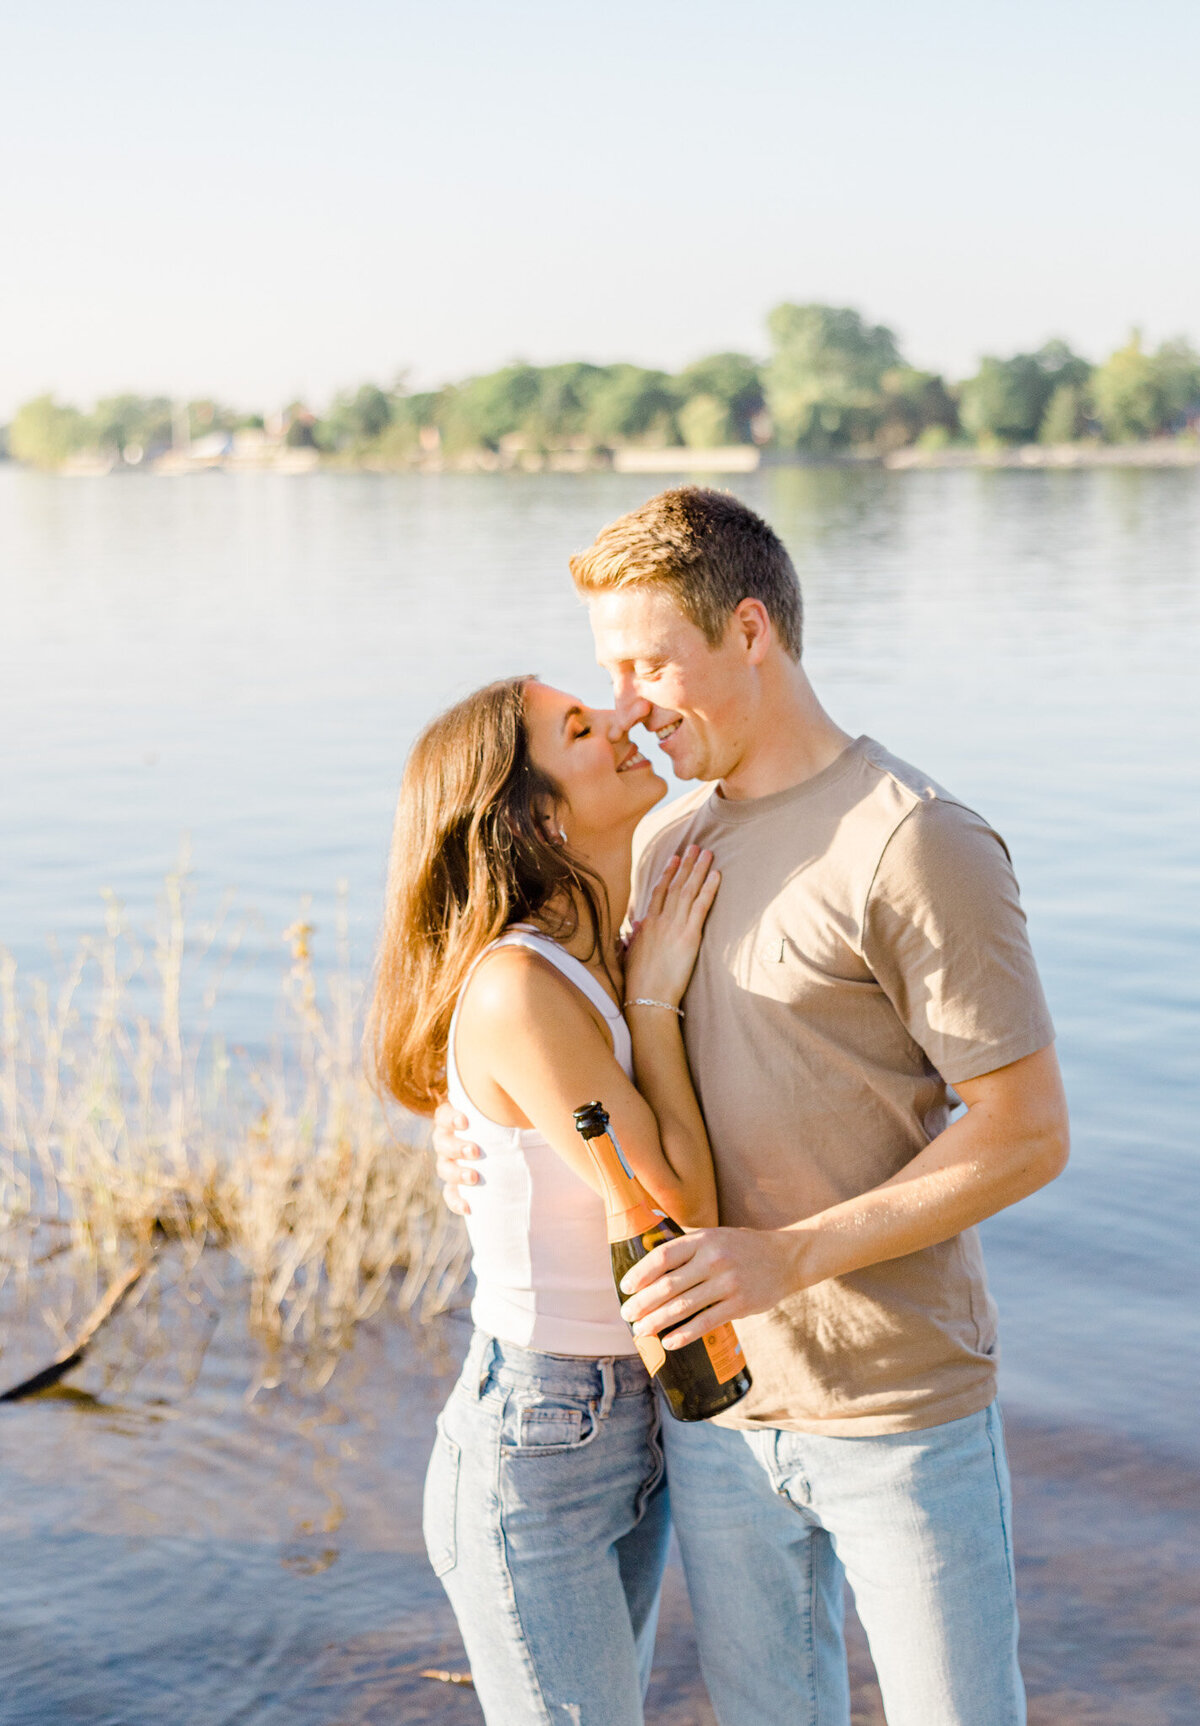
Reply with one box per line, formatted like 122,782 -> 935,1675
502,1395 -> 597,1455
422,1419 -> 461,1578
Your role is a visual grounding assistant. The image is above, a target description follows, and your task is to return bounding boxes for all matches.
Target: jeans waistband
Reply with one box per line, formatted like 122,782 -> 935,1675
463,1329 -> 651,1405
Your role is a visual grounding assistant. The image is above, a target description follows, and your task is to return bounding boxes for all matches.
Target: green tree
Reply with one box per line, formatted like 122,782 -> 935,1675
673,352 -> 764,445
368,419 -> 420,463
9,395 -> 91,468
1038,382 -> 1086,443
1036,339 -> 1091,391
1152,338 -> 1200,429
582,365 -> 680,447
436,365 -> 544,453
764,304 -> 902,452
1091,333 -> 1200,440
874,367 -> 959,451
1090,333 -> 1163,441
92,395 -> 173,457
399,390 -> 443,432
362,390 -> 444,464
678,395 -> 732,449
960,342 -> 1090,445
522,362 -> 610,447
959,356 -> 1045,444
320,382 -> 394,450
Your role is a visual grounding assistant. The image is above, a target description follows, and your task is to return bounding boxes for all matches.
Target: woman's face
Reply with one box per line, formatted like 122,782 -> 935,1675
523,680 -> 666,846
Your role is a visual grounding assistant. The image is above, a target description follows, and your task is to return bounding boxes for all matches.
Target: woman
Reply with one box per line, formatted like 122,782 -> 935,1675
368,674 -> 721,1726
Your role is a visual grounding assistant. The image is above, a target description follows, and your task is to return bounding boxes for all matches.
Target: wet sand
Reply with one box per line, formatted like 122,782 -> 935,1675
841,1416 -> 1200,1726
0,1296 -> 1195,1725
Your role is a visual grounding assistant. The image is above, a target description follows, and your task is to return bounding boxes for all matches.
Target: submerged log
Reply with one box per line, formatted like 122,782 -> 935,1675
0,1260 -> 152,1402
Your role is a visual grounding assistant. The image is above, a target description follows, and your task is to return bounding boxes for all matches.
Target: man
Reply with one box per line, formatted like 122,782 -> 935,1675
435,487 -> 1068,1726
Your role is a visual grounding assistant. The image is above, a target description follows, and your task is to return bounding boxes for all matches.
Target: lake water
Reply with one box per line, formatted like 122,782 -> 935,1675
1,465 -> 1197,1723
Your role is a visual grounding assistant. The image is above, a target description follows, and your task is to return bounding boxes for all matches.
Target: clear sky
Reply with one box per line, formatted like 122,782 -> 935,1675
2,0 -> 1196,418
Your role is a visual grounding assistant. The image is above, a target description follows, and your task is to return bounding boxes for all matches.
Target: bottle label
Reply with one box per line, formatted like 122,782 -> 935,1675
634,1334 -> 667,1376
702,1325 -> 746,1385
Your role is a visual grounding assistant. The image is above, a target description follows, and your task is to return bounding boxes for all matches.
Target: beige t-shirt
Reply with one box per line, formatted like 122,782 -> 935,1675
631,736 -> 1055,1436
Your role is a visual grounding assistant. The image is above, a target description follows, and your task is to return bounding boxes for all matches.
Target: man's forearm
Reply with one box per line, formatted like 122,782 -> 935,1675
620,1044 -> 1069,1347
784,1091 -> 1068,1289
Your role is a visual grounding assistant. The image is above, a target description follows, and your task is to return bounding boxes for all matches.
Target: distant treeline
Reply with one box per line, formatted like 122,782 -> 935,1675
7,303 -> 1200,471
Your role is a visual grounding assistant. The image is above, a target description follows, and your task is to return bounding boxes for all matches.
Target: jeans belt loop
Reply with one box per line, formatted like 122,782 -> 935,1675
597,1357 -> 616,1421
473,1334 -> 497,1399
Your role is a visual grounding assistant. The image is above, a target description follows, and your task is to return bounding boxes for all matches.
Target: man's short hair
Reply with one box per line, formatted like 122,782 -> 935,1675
569,486 -> 803,660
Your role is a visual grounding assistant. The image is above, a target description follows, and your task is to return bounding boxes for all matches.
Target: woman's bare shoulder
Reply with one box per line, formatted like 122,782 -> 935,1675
457,943 -> 599,1043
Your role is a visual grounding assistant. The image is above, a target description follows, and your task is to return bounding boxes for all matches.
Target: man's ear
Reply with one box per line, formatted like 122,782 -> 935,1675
734,597 -> 772,665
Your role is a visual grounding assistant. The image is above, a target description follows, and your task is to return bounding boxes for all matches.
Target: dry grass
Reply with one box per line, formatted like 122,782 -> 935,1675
0,865 -> 468,1380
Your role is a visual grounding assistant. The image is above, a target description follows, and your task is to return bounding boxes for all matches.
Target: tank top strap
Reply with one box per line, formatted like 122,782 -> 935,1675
447,925 -> 632,1110
487,925 -> 623,1024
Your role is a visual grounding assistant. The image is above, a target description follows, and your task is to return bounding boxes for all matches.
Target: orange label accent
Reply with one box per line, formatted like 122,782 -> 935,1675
702,1324 -> 745,1385
634,1334 -> 667,1376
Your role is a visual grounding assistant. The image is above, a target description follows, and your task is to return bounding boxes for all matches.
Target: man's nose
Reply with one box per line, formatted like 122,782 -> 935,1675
611,685 -> 652,733
595,707 -> 625,745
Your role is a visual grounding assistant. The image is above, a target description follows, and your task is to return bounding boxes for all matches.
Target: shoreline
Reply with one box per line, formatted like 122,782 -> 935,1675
13,438 -> 1199,479
883,440 -> 1200,470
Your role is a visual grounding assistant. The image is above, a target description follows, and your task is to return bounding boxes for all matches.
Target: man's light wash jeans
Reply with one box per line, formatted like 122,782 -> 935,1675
663,1400 -> 1025,1726
423,1330 -> 670,1726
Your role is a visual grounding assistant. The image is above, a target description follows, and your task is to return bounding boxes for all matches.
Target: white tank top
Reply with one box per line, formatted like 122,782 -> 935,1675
447,926 -> 638,1356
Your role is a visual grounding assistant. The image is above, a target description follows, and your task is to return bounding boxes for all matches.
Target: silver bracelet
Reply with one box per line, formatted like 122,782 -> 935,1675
624,997 -> 684,1018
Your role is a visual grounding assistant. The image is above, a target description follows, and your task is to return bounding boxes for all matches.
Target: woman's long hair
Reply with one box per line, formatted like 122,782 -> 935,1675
367,676 -> 610,1115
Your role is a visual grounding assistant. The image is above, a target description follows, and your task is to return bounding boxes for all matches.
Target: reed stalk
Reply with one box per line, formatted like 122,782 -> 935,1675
0,867 -> 468,1378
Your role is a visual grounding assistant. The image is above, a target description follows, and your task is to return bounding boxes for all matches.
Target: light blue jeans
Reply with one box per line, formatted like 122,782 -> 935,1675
663,1401 -> 1024,1726
423,1330 -> 670,1725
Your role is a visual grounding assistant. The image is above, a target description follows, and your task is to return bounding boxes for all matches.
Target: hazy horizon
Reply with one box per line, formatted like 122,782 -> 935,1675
3,0 -> 1197,420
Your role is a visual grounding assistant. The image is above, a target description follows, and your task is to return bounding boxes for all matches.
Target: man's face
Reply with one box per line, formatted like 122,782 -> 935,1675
588,586 -> 750,784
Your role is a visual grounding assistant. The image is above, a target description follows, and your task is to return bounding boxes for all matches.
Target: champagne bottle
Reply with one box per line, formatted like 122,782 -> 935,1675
573,1100 -> 751,1422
